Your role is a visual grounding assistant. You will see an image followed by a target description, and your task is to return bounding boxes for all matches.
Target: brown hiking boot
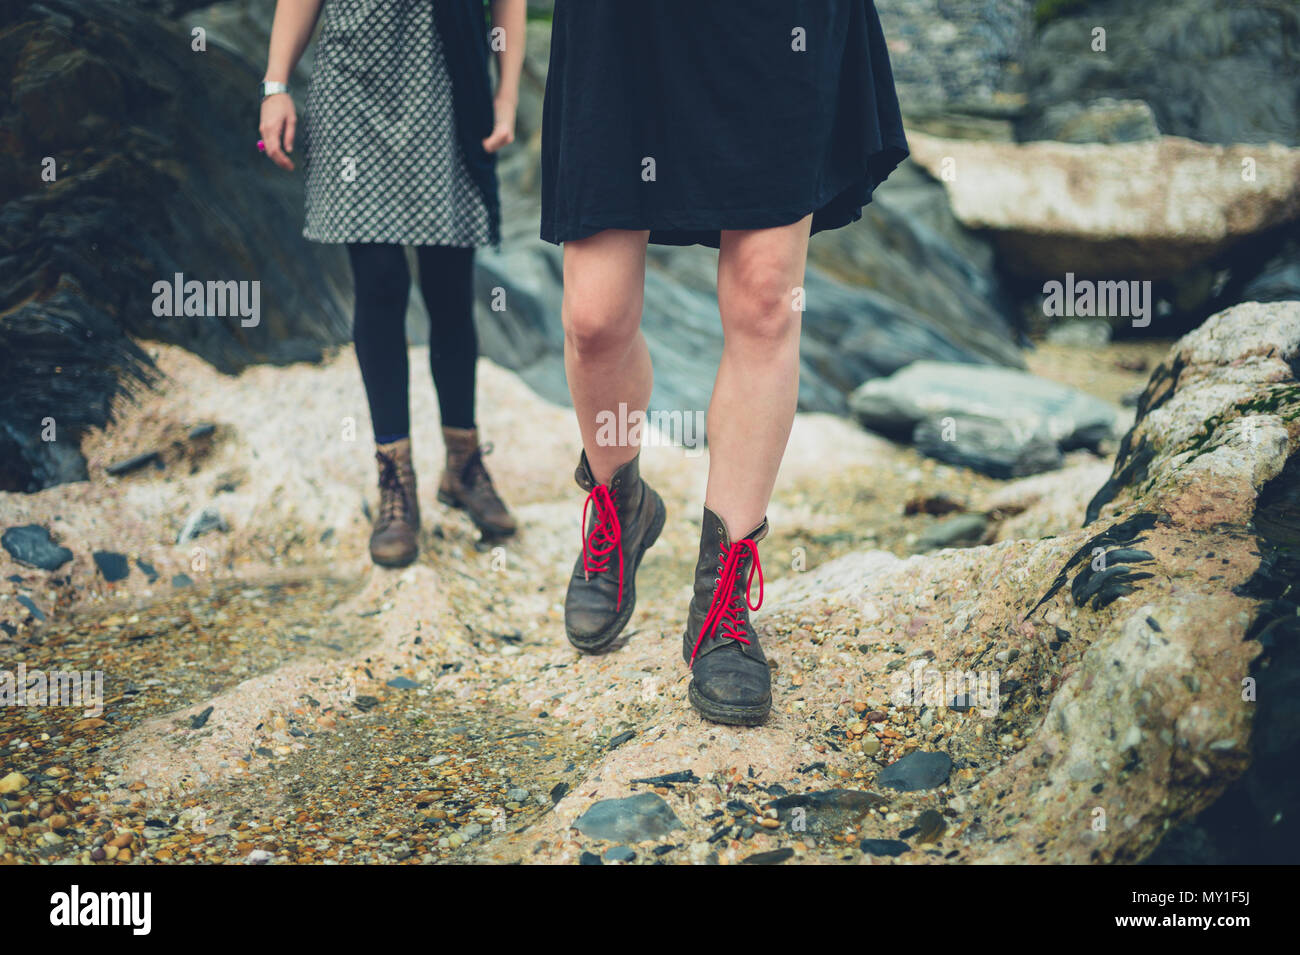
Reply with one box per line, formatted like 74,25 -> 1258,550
564,450 -> 666,653
369,438 -> 420,568
682,506 -> 771,725
436,426 -> 517,538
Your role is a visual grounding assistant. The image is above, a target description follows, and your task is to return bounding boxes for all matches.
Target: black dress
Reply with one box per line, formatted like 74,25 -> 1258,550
540,0 -> 910,248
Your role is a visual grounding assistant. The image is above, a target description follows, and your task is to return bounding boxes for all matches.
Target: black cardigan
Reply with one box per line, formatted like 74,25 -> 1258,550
430,0 -> 501,247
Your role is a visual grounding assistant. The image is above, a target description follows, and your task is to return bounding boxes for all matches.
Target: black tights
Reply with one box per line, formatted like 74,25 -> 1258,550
347,242 -> 478,441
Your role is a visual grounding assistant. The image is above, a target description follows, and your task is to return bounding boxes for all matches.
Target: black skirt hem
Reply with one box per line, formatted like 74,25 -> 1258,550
540,138 -> 910,249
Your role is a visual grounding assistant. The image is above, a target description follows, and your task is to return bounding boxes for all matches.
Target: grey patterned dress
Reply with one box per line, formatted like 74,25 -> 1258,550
302,0 -> 492,247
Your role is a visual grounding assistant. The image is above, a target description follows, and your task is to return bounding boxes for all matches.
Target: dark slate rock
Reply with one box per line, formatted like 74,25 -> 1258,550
171,573 -> 193,588
92,550 -> 130,582
741,847 -> 795,865
914,808 -> 948,843
574,793 -> 684,842
386,677 -> 419,689
765,789 -> 888,834
177,507 -> 228,544
16,594 -> 45,621
2,525 -> 73,571
136,558 -> 159,582
860,838 -> 911,857
104,451 -> 162,477
630,769 -> 699,787
877,752 -> 953,792
603,845 -> 636,863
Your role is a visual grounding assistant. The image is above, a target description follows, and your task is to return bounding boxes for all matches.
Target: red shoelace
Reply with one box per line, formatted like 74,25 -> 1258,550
690,538 -> 764,667
581,484 -> 624,609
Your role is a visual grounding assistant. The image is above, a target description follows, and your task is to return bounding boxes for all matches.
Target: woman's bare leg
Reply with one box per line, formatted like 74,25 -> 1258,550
706,215 -> 812,538
561,228 -> 668,655
561,228 -> 652,484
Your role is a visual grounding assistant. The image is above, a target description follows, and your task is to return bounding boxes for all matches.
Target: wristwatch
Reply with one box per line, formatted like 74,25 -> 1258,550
260,80 -> 290,99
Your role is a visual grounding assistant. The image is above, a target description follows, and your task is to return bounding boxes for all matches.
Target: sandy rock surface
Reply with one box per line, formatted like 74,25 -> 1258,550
1,303 -> 1293,864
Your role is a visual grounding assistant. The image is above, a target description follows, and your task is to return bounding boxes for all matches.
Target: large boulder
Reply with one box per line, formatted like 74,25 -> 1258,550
849,360 -> 1124,477
775,301 -> 1299,862
906,132 -> 1300,280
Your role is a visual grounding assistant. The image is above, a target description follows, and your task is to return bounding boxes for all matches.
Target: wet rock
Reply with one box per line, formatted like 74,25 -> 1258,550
2,525 -> 73,571
603,845 -> 635,863
876,752 -> 953,792
573,793 -> 684,842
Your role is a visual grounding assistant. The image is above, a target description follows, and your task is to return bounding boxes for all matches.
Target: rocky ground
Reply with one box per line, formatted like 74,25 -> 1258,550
4,301 -> 1294,865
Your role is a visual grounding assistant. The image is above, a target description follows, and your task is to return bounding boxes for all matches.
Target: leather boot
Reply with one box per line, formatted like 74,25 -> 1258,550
682,506 -> 771,725
370,438 -> 420,568
437,426 -> 517,538
564,450 -> 666,653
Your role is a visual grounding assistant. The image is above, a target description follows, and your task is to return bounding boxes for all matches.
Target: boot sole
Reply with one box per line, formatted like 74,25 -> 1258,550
437,490 -> 517,539
566,490 -> 667,654
687,680 -> 772,726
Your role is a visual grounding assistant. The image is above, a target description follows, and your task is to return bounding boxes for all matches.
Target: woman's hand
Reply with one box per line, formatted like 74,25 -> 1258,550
259,92 -> 298,170
481,95 -> 517,153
